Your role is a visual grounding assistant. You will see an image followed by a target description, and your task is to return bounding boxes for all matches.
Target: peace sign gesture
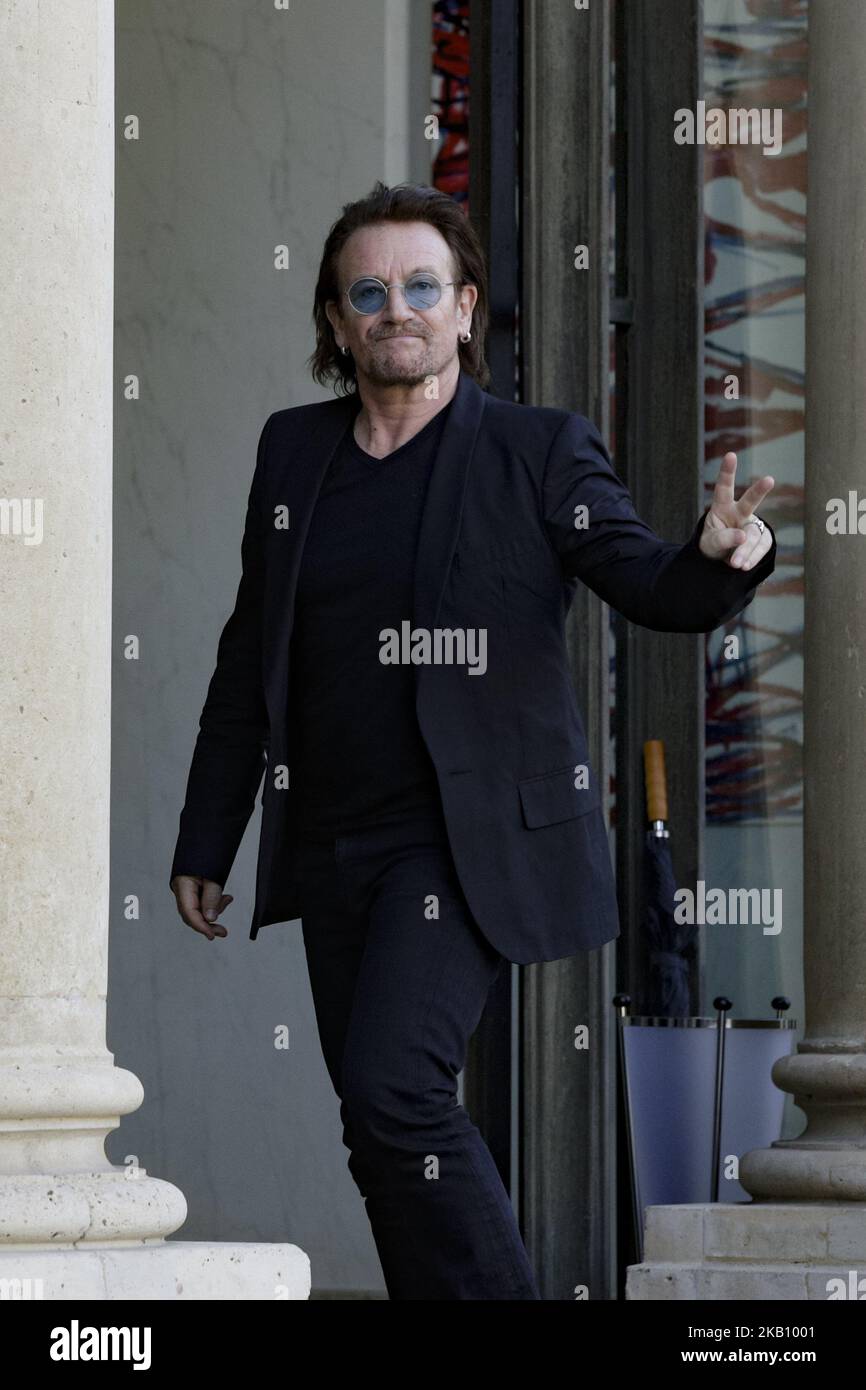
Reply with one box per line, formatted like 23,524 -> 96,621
698,452 -> 775,570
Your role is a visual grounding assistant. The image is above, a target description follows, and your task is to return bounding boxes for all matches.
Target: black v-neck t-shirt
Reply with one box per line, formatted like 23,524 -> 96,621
286,398 -> 453,838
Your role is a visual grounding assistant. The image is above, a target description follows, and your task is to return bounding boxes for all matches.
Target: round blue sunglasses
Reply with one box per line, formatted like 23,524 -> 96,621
344,273 -> 456,315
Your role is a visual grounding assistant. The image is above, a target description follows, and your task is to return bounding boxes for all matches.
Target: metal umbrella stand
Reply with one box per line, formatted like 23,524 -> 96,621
614,994 -> 796,1263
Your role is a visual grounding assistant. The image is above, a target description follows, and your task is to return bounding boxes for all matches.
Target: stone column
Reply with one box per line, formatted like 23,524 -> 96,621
737,0 -> 866,1206
0,0 -> 307,1298
629,0 -> 866,1298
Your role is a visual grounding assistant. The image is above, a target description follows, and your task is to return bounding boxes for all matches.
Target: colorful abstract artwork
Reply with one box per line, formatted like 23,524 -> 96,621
703,0 -> 806,824
432,0 -> 470,207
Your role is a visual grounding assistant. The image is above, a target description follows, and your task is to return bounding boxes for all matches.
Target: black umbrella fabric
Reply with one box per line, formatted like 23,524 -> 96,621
642,740 -> 697,1017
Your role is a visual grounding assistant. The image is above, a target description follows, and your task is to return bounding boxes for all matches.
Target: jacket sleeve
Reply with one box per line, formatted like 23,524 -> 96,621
541,412 -> 777,632
169,413 -> 274,888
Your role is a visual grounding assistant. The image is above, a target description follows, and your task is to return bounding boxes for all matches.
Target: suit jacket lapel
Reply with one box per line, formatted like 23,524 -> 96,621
262,391 -> 357,721
412,368 -> 487,639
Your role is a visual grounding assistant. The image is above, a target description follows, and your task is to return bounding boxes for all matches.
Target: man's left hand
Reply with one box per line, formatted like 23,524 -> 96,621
699,451 -> 775,570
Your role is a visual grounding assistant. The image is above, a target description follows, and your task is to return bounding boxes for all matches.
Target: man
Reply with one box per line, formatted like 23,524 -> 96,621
169,181 -> 776,1300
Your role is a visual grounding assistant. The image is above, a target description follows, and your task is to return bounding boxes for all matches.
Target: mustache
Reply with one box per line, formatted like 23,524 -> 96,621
372,329 -> 430,341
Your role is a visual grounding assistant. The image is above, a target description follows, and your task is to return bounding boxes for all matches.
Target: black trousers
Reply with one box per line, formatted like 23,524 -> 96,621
290,805 -> 542,1300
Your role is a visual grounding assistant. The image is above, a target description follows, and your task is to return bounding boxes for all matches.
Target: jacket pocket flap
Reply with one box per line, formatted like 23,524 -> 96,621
518,765 -> 601,829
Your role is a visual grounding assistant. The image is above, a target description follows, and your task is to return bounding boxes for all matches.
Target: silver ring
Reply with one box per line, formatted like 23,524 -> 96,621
744,516 -> 765,535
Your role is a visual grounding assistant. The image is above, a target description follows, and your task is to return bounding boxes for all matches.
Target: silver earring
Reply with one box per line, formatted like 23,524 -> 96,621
459,330 -> 471,343
340,345 -> 349,356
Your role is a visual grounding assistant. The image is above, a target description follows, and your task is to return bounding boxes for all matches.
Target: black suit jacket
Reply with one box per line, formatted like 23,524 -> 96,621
169,368 -> 776,962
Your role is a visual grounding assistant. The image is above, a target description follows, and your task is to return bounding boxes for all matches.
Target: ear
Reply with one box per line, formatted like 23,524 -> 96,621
458,282 -> 478,316
324,299 -> 343,343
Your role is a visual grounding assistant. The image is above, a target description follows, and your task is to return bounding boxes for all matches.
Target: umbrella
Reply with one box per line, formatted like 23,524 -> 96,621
642,739 -> 697,1016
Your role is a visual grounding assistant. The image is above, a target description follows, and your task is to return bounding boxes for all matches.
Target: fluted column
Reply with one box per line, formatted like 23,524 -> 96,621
739,0 -> 866,1202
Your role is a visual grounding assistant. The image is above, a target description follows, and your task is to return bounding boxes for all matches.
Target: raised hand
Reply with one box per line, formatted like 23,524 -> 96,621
698,452 -> 774,570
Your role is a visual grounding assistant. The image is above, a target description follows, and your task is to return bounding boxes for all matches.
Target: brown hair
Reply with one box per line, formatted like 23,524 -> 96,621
308,181 -> 490,394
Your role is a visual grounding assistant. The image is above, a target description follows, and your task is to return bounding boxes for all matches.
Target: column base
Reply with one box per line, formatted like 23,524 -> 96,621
0,1170 -> 188,1245
741,1143 -> 866,1201
0,1241 -> 310,1300
626,1203 -> 866,1300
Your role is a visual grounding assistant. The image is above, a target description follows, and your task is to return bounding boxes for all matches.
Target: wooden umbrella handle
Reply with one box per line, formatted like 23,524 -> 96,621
643,739 -> 669,824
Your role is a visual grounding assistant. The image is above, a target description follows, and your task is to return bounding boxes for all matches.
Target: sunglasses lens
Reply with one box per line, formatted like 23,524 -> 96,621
404,275 -> 441,309
349,279 -> 386,313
